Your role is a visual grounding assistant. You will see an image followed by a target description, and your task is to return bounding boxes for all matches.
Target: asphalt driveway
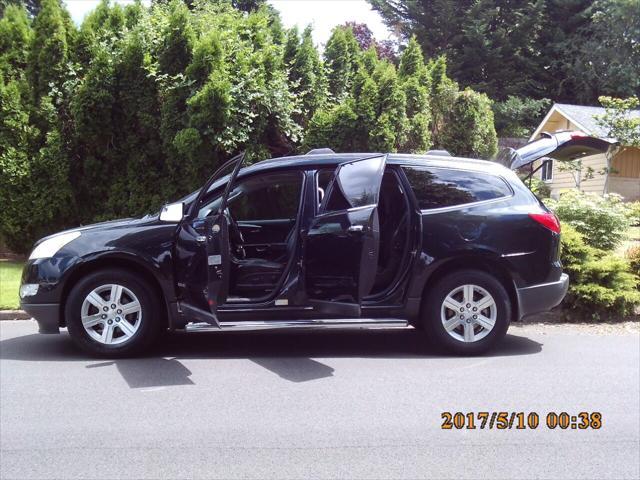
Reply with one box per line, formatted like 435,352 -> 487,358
1,320 -> 638,479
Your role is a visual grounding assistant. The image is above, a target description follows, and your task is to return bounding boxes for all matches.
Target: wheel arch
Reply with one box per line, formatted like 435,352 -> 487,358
418,254 -> 519,323
59,254 -> 171,329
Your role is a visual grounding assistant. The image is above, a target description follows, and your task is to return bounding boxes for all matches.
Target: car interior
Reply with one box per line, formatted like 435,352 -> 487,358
222,171 -> 303,301
316,167 -> 411,299
199,165 -> 411,304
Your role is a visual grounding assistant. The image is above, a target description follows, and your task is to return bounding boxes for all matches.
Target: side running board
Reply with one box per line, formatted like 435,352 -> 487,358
184,318 -> 408,333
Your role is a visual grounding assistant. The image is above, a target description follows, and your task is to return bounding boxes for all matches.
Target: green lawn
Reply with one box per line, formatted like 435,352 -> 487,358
0,261 -> 24,310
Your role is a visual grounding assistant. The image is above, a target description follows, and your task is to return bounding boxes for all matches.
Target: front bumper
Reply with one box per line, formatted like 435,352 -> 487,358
516,273 -> 569,319
20,302 -> 60,333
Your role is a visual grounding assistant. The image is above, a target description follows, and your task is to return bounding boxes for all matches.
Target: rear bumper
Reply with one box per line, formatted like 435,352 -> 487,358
516,273 -> 569,319
20,303 -> 60,334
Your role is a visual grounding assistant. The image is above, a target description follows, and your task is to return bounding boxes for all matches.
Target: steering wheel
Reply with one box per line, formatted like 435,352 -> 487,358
224,208 -> 246,259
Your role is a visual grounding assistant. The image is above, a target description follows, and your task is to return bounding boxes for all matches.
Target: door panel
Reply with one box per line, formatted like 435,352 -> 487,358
174,152 -> 244,323
305,206 -> 380,303
304,155 -> 386,316
204,214 -> 230,310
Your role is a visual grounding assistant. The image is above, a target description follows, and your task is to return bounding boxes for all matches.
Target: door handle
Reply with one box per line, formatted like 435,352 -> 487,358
347,225 -> 364,233
196,235 -> 207,243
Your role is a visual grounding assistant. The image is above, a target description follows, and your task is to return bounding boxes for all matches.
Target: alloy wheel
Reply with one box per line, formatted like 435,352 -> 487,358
440,284 -> 497,343
80,284 -> 142,345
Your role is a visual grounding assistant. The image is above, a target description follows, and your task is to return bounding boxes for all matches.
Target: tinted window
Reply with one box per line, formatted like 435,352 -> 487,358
402,166 -> 511,210
198,172 -> 302,219
324,156 -> 385,212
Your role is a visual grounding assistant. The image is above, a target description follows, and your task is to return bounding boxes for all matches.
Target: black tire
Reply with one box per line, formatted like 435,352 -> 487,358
421,269 -> 511,355
65,268 -> 161,357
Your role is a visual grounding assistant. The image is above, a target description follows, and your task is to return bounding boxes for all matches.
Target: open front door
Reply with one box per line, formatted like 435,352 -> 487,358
176,153 -> 244,326
203,153 -> 244,320
304,155 -> 387,317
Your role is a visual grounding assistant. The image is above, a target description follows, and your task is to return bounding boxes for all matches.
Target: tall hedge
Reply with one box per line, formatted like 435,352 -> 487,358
0,0 -> 498,253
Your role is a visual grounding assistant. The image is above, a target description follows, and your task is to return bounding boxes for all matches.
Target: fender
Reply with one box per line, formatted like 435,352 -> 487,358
404,248 -> 520,319
58,249 -> 177,327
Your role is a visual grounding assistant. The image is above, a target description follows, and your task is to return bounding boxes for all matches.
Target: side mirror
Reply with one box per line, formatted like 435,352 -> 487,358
159,202 -> 184,222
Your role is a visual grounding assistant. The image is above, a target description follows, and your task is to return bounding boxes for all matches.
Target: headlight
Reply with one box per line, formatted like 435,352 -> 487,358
19,284 -> 39,298
29,231 -> 81,260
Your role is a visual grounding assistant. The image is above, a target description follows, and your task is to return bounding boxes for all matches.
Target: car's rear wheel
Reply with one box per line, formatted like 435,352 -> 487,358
422,269 -> 511,355
65,269 -> 160,357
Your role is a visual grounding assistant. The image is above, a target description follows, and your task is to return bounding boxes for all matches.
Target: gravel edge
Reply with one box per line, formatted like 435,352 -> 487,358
0,310 -> 31,320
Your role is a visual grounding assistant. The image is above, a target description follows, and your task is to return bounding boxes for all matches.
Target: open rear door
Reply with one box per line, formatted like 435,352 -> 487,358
304,155 -> 387,317
498,131 -> 617,170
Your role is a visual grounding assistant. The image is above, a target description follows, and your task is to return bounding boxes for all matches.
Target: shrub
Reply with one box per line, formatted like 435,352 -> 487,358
626,245 -> 640,281
560,225 -> 640,319
439,88 -> 498,159
526,177 -> 551,198
546,190 -> 631,250
626,201 -> 640,226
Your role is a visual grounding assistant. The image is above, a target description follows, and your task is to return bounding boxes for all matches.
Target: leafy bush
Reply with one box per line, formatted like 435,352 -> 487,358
438,88 -> 498,159
626,201 -> 640,226
560,225 -> 640,319
526,177 -> 551,198
626,245 -> 640,281
546,190 -> 631,250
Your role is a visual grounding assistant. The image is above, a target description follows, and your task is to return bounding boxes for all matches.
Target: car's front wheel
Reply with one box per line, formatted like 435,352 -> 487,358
65,269 -> 161,357
422,269 -> 511,355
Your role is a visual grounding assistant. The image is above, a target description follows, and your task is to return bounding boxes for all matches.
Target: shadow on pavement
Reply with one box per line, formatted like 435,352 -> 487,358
0,328 -> 543,386
250,357 -> 335,383
86,358 -> 195,388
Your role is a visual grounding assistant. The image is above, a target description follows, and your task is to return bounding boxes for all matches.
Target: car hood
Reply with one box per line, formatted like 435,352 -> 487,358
34,215 -> 161,245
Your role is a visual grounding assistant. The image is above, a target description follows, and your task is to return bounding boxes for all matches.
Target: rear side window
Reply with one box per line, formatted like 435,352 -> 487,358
402,166 -> 511,210
324,156 -> 385,212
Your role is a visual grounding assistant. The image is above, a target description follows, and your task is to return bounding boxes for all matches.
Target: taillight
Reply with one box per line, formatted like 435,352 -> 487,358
570,131 -> 588,139
529,212 -> 561,233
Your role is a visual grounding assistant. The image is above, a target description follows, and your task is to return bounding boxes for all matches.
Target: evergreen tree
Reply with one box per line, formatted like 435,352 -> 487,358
27,0 -> 72,102
369,0 -> 634,103
114,30 -> 166,215
69,46 -> 118,222
427,55 -> 458,147
289,26 -> 325,125
323,26 -> 361,102
569,0 -> 640,103
1,0 -> 41,18
0,4 -> 32,80
398,36 -> 431,152
158,0 -> 194,76
157,0 -> 196,195
370,60 -> 406,151
282,25 -> 299,69
439,89 -> 498,158
0,77 -> 36,251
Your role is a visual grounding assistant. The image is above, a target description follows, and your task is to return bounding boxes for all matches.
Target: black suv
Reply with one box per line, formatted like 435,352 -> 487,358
19,132 -> 614,356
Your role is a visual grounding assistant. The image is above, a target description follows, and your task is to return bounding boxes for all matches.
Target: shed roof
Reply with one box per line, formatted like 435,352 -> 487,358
529,103 -> 640,142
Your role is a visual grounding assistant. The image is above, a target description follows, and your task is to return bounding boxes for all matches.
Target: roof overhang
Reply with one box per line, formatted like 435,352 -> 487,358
529,105 -> 595,142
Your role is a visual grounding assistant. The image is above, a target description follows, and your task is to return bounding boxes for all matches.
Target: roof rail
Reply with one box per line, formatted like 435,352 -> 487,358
306,148 -> 335,155
426,149 -> 452,157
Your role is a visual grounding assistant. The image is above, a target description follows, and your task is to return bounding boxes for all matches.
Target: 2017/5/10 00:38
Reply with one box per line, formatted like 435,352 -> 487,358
441,412 -> 603,430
